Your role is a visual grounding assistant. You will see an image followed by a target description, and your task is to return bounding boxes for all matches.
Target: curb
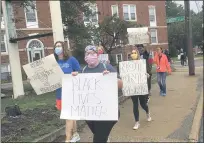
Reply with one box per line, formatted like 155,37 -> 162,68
189,88 -> 203,142
33,95 -> 130,143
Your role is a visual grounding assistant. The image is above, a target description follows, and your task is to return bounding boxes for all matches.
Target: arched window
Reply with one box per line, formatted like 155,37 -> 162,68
26,39 -> 45,63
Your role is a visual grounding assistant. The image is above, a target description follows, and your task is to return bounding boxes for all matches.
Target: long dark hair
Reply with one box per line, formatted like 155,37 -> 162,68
53,41 -> 71,61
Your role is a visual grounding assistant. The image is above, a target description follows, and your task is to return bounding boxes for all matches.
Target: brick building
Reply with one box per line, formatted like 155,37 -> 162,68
94,1 -> 169,63
1,1 -> 54,80
1,1 -> 168,80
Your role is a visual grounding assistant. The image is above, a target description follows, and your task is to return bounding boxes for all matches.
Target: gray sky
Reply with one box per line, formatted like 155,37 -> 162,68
174,1 -> 203,13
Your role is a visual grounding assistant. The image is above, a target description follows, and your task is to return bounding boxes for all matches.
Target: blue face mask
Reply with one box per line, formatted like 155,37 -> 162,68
55,47 -> 63,55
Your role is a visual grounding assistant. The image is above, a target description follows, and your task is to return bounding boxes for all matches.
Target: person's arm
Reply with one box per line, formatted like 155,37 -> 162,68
71,57 -> 81,71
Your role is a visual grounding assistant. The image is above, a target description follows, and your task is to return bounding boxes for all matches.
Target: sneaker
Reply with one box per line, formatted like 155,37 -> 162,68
70,132 -> 80,143
107,137 -> 110,143
133,122 -> 140,130
160,91 -> 163,96
162,93 -> 166,96
147,113 -> 152,122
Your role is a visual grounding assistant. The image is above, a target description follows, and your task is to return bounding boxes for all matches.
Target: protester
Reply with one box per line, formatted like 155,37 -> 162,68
154,47 -> 171,96
164,49 -> 171,65
130,47 -> 152,130
54,41 -> 81,143
97,45 -> 110,64
137,45 -> 153,101
72,45 -> 123,143
180,48 -> 185,66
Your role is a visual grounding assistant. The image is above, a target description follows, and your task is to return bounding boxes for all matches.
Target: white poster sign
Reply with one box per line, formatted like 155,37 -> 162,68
127,27 -> 149,45
23,54 -> 64,95
60,73 -> 118,121
98,54 -> 109,61
119,60 -> 148,96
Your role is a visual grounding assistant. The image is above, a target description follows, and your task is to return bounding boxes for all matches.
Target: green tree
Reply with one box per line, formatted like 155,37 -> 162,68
91,14 -> 141,54
166,1 -> 203,56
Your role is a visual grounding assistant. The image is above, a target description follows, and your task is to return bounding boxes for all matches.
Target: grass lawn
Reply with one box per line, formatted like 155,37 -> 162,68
1,92 -> 65,143
1,92 -> 56,113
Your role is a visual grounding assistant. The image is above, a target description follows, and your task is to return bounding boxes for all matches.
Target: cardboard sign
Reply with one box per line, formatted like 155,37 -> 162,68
127,27 -> 150,45
60,73 -> 118,121
98,54 -> 109,61
119,60 -> 148,96
23,54 -> 64,95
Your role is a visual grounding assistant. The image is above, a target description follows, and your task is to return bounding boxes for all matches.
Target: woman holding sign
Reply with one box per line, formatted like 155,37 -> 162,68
130,48 -> 152,130
72,45 -> 123,143
54,41 -> 81,143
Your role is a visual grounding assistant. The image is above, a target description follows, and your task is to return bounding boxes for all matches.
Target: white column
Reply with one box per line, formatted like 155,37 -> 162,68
49,0 -> 64,43
2,1 -> 24,98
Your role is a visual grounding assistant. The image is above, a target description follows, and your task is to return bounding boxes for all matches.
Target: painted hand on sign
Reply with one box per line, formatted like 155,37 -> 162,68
23,54 -> 64,95
33,67 -> 51,87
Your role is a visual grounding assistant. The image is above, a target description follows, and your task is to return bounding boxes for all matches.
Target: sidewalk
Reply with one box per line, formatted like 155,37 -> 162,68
74,67 -> 203,142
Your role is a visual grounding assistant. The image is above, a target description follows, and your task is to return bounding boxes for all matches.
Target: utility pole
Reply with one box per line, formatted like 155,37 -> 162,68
0,0 -> 2,98
184,1 -> 195,75
49,0 -> 64,43
2,1 -> 24,98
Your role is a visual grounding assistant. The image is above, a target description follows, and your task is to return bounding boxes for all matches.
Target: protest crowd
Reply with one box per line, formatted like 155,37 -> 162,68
23,29 -> 172,143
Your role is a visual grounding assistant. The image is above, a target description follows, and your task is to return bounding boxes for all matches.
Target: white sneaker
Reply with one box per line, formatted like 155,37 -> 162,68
107,137 -> 110,142
133,122 -> 140,130
147,113 -> 152,122
70,132 -> 80,143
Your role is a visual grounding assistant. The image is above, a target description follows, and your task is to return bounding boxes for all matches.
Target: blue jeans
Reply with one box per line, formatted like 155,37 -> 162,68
157,72 -> 167,94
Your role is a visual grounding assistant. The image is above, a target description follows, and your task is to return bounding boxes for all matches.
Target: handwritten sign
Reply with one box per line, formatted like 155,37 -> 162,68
127,27 -> 149,45
119,60 -> 148,96
60,73 -> 118,121
98,54 -> 109,62
23,54 -> 64,95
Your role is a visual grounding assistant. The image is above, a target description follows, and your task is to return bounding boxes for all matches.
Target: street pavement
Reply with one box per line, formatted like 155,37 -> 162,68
173,58 -> 203,68
54,66 -> 203,142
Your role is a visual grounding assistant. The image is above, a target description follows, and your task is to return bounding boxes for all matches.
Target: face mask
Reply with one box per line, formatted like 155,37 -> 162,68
55,47 -> 63,55
131,53 -> 138,60
85,53 -> 99,67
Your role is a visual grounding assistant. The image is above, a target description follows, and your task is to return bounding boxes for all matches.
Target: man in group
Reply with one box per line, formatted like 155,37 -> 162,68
136,44 -> 153,102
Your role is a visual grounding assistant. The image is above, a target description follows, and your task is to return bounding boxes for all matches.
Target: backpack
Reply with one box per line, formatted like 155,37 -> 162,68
82,63 -> 107,73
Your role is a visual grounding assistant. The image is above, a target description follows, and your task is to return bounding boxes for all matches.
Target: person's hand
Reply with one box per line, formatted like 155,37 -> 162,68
103,70 -> 110,75
168,71 -> 172,75
71,72 -> 78,76
146,73 -> 150,78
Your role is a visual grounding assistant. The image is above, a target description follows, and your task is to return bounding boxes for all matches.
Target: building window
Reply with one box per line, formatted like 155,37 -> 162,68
1,64 -> 11,81
84,4 -> 98,25
127,53 -> 131,60
116,54 -> 123,63
111,5 -> 119,17
123,5 -> 136,21
24,1 -> 38,28
1,33 -> 7,53
150,29 -> 158,44
26,39 -> 44,63
148,6 -> 157,26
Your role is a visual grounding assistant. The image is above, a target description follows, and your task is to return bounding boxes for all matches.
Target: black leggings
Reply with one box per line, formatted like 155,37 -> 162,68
86,120 -> 117,143
131,95 -> 149,122
147,74 -> 152,95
